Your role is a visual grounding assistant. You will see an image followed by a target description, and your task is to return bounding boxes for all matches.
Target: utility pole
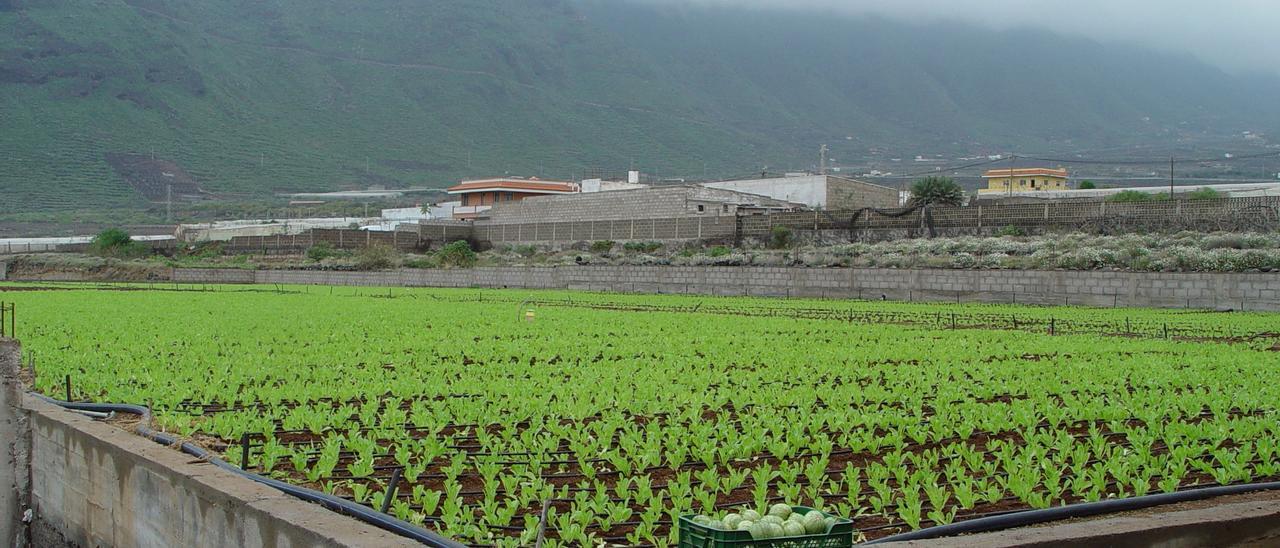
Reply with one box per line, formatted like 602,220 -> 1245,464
166,184 -> 172,223
819,144 -> 829,175
1007,153 -> 1016,197
1169,156 -> 1175,198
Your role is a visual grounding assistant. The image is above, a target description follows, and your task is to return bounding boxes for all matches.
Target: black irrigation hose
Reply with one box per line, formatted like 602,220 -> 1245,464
32,394 -> 464,548
861,480 -> 1280,544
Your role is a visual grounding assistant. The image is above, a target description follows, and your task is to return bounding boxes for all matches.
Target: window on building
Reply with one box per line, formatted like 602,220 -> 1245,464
722,204 -> 729,213
697,204 -> 705,213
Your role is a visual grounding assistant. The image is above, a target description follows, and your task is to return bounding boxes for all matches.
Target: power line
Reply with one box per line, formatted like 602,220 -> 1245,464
1020,150 -> 1280,166
890,156 -> 1010,179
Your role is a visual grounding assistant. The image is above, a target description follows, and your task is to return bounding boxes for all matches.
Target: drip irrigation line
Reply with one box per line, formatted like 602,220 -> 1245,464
32,394 -> 464,548
860,480 -> 1280,544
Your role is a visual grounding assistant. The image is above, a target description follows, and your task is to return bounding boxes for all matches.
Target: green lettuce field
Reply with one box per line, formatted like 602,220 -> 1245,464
3,284 -> 1278,546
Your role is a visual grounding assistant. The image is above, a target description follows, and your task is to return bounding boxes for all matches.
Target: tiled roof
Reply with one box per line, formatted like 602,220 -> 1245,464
982,168 -> 1069,178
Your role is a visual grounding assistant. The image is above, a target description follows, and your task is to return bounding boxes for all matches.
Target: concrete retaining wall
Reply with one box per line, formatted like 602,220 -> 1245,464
172,267 -> 1280,311
0,339 -> 420,548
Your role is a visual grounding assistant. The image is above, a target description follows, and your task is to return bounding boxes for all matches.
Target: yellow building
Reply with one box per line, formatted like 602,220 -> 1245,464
979,168 -> 1069,194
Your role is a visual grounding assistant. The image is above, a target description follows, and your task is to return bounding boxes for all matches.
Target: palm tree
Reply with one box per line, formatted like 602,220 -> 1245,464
909,176 -> 964,206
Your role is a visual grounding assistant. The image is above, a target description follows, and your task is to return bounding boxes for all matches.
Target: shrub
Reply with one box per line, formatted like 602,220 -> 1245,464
995,225 -> 1026,237
623,241 -> 663,253
180,241 -> 222,260
402,255 -> 438,269
514,245 -> 539,257
707,245 -> 732,257
306,242 -> 337,261
1186,187 -> 1224,200
354,245 -> 400,270
590,240 -> 615,253
1107,190 -> 1154,203
769,226 -> 794,249
1078,180 -> 1097,189
89,228 -> 147,258
436,240 -> 477,268
908,176 -> 965,206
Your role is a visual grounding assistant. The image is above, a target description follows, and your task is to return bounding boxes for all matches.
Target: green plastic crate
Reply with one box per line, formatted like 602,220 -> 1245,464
677,506 -> 854,548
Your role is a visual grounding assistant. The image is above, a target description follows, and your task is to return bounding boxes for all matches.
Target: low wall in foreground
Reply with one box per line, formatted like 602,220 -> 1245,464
0,339 -> 420,548
172,266 -> 1280,311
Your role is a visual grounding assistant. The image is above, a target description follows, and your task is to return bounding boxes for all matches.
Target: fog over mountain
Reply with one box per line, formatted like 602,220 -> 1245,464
2,0 -> 1278,213
639,0 -> 1280,76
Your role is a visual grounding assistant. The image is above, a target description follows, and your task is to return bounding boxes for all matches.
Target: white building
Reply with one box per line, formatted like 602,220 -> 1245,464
579,178 -> 647,193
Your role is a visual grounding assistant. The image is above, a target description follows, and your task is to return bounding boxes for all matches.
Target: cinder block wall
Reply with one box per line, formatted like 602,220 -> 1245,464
826,176 -> 899,209
487,187 -> 734,224
171,267 -> 1280,311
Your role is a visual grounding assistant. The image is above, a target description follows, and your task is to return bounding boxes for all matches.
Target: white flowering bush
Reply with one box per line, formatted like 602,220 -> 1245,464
470,231 -> 1280,272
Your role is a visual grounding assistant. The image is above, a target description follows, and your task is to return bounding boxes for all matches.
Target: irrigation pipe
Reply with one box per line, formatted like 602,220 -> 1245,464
32,393 -> 464,548
862,480 -> 1280,544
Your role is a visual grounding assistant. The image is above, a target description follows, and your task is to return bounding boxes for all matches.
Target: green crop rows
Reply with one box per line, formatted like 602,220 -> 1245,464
3,284 -> 1279,546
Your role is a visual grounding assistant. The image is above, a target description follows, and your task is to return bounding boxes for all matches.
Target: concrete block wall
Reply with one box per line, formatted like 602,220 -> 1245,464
826,176 -> 900,209
487,187 -> 716,224
171,267 -> 1280,311
473,216 -> 736,244
700,175 -> 897,210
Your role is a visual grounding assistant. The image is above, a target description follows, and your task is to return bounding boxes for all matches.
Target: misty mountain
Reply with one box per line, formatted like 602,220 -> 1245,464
2,0 -> 1277,213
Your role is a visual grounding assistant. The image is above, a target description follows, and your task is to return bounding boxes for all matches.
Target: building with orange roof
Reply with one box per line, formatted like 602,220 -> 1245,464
445,178 -> 579,219
979,167 -> 1069,194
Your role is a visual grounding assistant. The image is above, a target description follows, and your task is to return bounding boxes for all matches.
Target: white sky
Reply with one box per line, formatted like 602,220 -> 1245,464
641,0 -> 1280,75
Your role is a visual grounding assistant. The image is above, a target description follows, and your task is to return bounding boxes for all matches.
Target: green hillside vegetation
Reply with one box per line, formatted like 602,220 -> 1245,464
2,0 -> 1278,215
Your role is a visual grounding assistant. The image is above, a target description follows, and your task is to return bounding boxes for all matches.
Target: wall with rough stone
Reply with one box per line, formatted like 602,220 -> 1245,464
0,339 -> 422,548
171,267 -> 1280,311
